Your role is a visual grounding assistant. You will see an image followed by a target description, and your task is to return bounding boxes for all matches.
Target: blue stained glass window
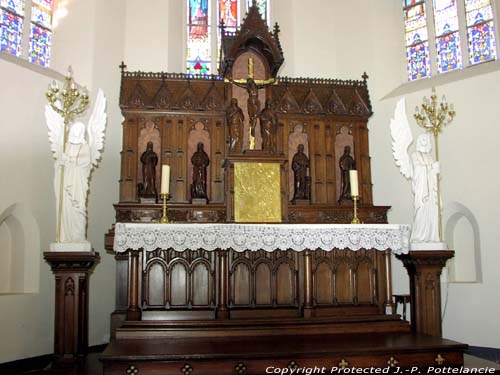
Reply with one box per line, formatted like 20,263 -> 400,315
465,0 -> 497,65
468,21 -> 497,63
433,0 -> 462,73
0,0 -> 24,15
0,9 -> 22,56
436,31 -> 462,72
404,1 -> 431,80
29,23 -> 50,66
31,2 -> 51,28
407,41 -> 431,80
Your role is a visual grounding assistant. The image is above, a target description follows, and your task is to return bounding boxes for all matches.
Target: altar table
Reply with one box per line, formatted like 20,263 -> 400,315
114,223 -> 410,253
114,223 -> 410,321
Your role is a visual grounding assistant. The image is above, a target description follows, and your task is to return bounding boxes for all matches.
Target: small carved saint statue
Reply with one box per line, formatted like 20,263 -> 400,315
259,99 -> 278,154
226,98 -> 244,153
190,142 -> 210,201
138,141 -> 158,199
291,144 -> 311,202
338,145 -> 356,203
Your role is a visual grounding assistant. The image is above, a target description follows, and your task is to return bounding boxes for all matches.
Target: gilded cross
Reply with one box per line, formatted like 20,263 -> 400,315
338,359 -> 349,369
387,356 -> 399,367
435,354 -> 446,365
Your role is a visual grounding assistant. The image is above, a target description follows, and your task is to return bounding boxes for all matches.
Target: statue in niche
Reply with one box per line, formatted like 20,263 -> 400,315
190,142 -> 210,201
138,141 -> 158,199
338,145 -> 356,203
291,144 -> 311,202
259,99 -> 278,154
226,98 -> 244,153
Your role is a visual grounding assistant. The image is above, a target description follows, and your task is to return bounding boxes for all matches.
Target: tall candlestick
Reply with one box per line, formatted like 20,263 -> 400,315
349,170 -> 359,197
161,165 -> 170,195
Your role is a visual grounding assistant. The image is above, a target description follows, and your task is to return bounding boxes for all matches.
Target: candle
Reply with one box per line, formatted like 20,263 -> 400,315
161,165 -> 170,195
349,170 -> 359,197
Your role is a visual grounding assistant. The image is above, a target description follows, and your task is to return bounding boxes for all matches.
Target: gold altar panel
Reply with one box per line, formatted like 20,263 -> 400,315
234,162 -> 282,222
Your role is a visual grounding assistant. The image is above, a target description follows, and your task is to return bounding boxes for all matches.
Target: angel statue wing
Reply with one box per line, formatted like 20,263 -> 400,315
390,97 -> 413,179
45,103 -> 65,161
87,89 -> 107,167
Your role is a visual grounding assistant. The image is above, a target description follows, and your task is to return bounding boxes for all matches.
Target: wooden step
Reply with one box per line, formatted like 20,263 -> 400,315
116,314 -> 411,339
101,333 -> 467,375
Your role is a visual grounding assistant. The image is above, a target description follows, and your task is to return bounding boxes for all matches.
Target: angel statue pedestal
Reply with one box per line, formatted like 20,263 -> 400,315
43,251 -> 100,369
396,250 -> 454,338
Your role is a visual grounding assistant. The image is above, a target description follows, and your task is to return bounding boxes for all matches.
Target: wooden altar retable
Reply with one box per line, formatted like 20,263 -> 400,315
101,3 -> 465,373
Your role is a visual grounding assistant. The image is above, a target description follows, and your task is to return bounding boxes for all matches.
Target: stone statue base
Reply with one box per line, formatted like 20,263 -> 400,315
410,241 -> 448,251
49,241 -> 92,252
191,198 -> 208,205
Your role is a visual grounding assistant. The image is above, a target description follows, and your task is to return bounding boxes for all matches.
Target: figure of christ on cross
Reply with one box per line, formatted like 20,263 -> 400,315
226,57 -> 275,149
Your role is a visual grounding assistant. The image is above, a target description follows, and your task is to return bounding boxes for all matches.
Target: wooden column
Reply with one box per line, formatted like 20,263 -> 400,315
303,250 -> 313,318
127,250 -> 142,321
396,250 -> 454,337
216,249 -> 229,319
44,251 -> 99,362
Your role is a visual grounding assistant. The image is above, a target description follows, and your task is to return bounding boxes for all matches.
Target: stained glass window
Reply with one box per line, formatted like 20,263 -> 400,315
247,0 -> 268,24
218,0 -> 238,29
187,0 -> 271,75
187,0 -> 211,75
1,0 -> 24,15
29,23 -> 50,65
29,0 -> 52,66
433,0 -> 462,73
465,0 -> 497,65
0,0 -> 24,57
404,1 -> 431,80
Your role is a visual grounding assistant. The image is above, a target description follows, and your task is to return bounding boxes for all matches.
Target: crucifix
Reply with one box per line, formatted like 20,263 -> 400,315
226,57 -> 275,149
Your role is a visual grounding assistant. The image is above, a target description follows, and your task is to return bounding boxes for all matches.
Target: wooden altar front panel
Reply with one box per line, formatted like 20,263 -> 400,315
113,247 -> 390,323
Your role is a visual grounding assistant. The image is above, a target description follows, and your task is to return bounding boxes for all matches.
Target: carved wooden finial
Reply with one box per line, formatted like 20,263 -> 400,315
119,61 -> 127,74
273,22 -> 281,37
362,71 -> 369,83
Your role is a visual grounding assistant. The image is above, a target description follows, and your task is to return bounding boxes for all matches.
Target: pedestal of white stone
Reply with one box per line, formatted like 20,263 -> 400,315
49,241 -> 92,252
409,241 -> 448,251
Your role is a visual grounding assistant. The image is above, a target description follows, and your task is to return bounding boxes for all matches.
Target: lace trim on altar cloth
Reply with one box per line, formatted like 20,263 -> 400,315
113,223 -> 411,254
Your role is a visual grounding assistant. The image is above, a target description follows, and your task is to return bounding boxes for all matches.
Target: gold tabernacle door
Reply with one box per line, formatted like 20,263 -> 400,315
234,162 -> 282,222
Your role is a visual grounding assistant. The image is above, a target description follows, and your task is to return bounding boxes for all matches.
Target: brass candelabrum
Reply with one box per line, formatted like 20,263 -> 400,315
159,193 -> 171,224
351,195 -> 360,224
414,88 -> 455,241
46,67 -> 89,242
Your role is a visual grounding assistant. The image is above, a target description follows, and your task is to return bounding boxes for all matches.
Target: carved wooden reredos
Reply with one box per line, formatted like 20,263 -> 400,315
113,3 -> 388,226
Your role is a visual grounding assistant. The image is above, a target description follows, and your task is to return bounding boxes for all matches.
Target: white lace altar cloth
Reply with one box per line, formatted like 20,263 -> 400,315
114,223 -> 410,254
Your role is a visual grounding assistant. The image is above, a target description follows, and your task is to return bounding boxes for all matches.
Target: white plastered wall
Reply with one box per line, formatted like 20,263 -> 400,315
0,0 -> 125,362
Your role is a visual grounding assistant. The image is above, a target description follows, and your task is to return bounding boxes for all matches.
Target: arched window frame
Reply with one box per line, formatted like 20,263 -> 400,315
403,0 -> 499,81
0,0 -> 54,67
185,0 -> 271,76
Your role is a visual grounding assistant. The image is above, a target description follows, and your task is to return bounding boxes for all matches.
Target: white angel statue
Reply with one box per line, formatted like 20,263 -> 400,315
46,89 -> 107,249
390,98 -> 441,245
